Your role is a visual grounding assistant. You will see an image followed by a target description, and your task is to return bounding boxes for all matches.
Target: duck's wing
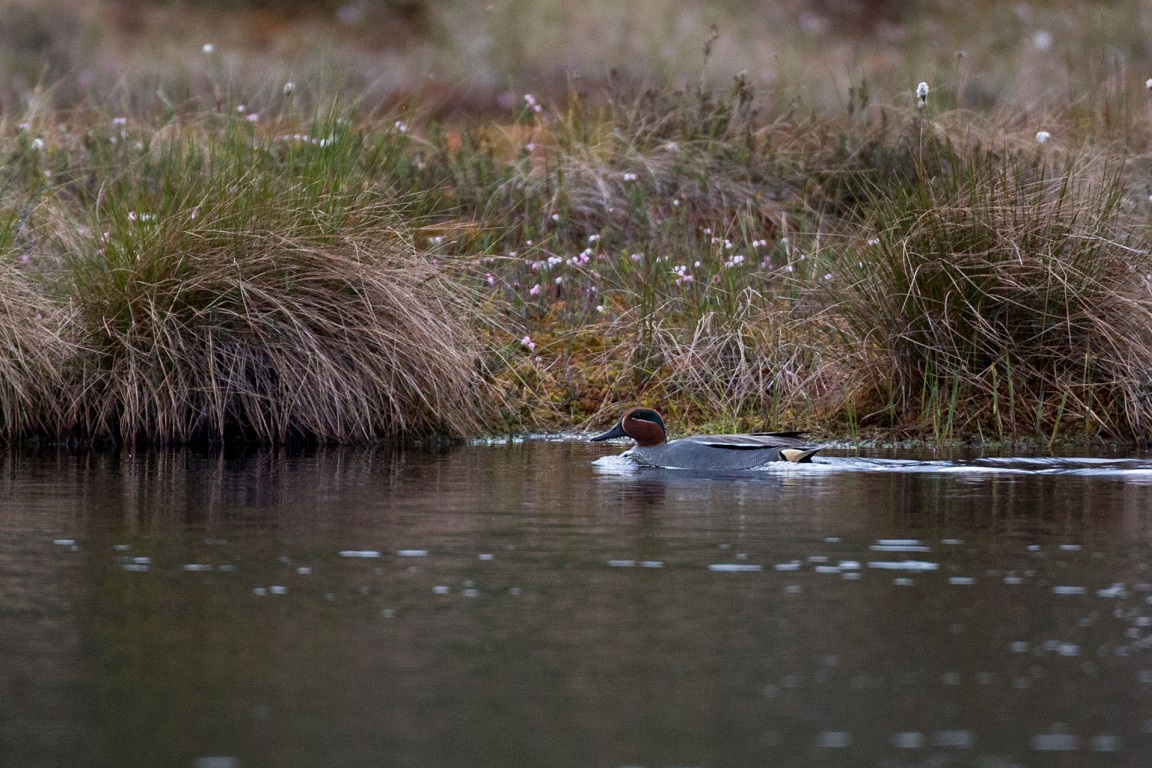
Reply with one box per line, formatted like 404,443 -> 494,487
693,432 -> 811,450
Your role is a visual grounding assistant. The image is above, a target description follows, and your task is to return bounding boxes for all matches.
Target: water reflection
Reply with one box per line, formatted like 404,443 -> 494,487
3,443 -> 1152,767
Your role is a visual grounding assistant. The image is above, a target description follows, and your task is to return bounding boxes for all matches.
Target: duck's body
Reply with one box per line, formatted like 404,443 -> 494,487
590,407 -> 821,470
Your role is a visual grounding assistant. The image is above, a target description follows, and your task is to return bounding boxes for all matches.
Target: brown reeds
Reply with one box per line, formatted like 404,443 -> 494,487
0,259 -> 67,440
49,118 -> 497,445
823,140 -> 1152,441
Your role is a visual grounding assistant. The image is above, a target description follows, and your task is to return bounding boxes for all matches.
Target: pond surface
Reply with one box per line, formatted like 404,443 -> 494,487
4,440 -> 1152,768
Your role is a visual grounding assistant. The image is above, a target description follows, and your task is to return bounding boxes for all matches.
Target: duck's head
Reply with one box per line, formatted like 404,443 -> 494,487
590,407 -> 667,447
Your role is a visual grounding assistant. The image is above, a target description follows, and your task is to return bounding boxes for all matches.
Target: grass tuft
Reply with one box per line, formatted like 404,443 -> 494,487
59,116 -> 493,444
824,139 -> 1152,440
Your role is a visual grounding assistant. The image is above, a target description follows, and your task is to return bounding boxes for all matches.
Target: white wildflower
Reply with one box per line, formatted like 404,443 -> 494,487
1035,131 -> 1051,144
915,82 -> 929,109
202,43 -> 214,55
283,82 -> 295,96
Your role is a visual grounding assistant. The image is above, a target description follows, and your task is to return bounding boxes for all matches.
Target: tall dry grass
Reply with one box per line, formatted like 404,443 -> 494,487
65,119 -> 494,444
822,132 -> 1152,441
0,259 -> 68,440
5,10 -> 1152,443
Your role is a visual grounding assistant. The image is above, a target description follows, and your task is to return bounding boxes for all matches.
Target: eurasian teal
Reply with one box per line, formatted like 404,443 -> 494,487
590,407 -> 821,469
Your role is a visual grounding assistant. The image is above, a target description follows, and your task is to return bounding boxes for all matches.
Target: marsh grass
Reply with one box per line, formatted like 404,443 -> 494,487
385,76 -> 1152,440
49,114 -> 496,444
823,134 -> 1152,441
5,38 -> 1152,443
0,259 -> 67,440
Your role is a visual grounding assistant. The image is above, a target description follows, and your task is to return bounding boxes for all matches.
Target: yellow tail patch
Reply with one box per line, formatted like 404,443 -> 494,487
780,448 -> 820,463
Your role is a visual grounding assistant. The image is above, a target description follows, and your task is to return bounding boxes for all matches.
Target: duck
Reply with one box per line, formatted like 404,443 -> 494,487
590,407 -> 822,470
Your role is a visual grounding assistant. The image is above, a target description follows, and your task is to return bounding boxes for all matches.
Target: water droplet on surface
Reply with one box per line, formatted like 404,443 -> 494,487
868,561 -> 938,571
815,731 -> 852,748
892,732 -> 925,748
871,541 -> 931,553
1091,735 -> 1119,752
1031,734 -> 1079,751
193,758 -> 240,768
932,730 -> 973,748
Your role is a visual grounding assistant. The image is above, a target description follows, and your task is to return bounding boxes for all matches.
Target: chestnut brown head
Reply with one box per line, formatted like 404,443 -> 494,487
589,407 -> 667,447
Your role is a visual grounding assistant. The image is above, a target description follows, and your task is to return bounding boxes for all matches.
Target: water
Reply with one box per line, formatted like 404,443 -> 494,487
4,441 -> 1152,767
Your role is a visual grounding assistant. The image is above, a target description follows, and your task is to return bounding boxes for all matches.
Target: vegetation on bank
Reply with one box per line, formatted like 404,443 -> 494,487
4,3 -> 1152,445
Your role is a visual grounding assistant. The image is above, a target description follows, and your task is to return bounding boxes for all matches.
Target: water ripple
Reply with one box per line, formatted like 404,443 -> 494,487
595,451 -> 1152,480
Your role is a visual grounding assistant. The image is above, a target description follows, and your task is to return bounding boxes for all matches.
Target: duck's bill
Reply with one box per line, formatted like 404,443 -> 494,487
590,422 -> 627,442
